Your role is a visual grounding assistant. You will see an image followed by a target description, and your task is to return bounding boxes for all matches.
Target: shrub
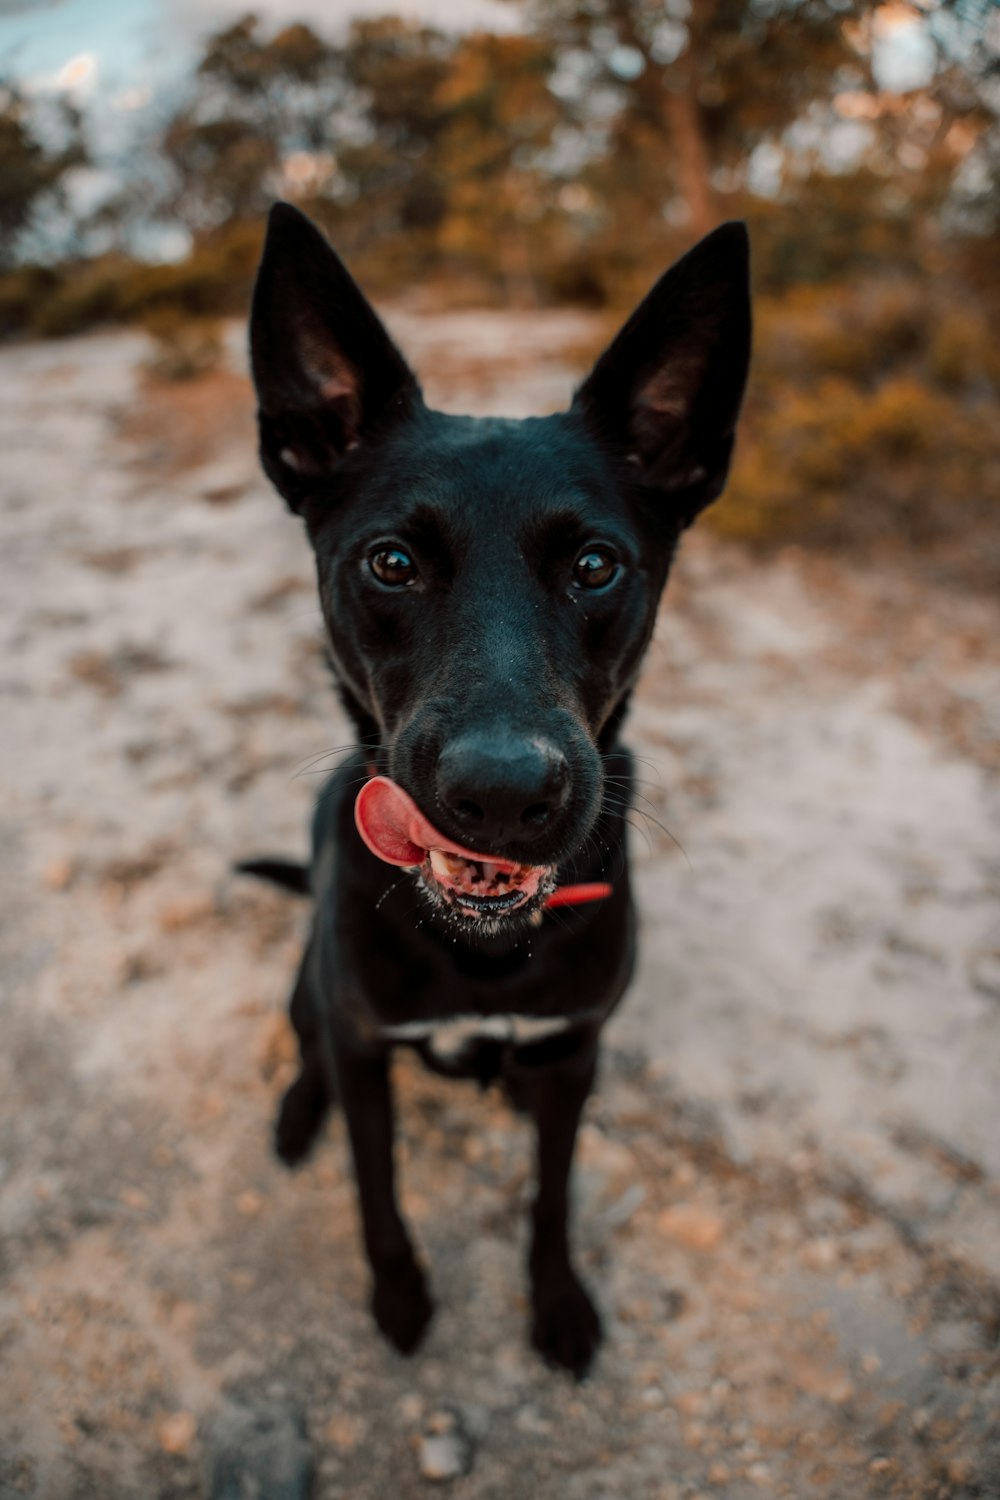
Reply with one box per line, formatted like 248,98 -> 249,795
140,307 -> 224,381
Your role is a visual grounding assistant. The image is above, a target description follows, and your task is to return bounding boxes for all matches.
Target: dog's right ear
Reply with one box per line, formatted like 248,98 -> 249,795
250,203 -> 420,512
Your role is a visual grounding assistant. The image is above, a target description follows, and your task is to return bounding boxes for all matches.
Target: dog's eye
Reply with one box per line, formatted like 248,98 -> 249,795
573,548 -> 619,591
369,547 -> 417,587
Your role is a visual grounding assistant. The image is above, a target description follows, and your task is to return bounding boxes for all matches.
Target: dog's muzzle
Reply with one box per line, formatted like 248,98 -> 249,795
355,776 -> 556,919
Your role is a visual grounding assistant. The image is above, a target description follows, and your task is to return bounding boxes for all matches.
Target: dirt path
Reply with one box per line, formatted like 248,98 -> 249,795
0,318 -> 998,1499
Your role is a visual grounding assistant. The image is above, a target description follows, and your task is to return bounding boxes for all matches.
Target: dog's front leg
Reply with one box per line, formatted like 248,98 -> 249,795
519,1037 -> 602,1377
333,1036 -> 433,1354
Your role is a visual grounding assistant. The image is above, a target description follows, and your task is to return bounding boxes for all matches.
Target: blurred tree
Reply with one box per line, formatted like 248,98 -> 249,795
422,30 -> 563,302
322,17 -> 454,261
0,82 -> 87,267
517,0 -> 867,243
160,16 -> 350,236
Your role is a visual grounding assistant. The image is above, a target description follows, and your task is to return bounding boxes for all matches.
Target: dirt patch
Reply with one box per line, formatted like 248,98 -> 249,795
116,367 -> 256,480
1,319 -> 999,1499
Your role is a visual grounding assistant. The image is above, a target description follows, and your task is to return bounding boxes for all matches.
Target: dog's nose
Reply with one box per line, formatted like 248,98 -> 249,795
436,732 -> 570,846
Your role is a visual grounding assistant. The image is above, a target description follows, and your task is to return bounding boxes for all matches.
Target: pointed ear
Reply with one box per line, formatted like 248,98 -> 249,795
250,202 -> 421,512
573,222 -> 751,526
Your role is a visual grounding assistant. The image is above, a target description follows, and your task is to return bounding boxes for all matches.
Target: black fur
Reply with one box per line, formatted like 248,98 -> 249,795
244,202 -> 750,1376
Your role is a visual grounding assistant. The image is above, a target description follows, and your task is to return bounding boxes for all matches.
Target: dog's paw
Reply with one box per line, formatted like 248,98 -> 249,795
274,1073 -> 327,1167
531,1274 -> 602,1379
371,1253 -> 434,1356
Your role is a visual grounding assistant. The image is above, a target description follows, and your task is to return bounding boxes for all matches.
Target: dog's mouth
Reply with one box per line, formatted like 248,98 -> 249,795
355,776 -> 556,921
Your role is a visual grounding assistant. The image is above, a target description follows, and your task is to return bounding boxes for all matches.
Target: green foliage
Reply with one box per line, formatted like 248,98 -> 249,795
714,281 -> 1000,589
29,254 -> 133,337
1,2 -> 997,588
0,263 -> 61,336
0,81 -> 86,263
0,221 -> 262,338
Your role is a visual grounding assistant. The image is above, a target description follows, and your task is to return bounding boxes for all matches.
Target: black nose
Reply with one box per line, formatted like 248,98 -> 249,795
436,731 -> 570,846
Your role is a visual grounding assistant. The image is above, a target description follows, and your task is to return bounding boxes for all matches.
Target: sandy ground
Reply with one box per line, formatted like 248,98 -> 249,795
1,313 -> 998,1500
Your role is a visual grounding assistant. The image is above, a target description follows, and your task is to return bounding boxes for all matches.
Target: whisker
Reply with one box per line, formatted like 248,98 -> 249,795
375,876 -> 405,912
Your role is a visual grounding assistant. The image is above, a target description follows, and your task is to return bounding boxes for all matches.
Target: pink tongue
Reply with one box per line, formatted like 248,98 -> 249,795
355,776 -> 522,871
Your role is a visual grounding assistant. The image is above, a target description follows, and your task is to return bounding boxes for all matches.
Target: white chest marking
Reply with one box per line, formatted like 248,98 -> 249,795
380,1012 -> 571,1060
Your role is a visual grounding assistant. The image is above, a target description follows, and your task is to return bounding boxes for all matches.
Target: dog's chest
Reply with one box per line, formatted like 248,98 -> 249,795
379,1012 -> 570,1062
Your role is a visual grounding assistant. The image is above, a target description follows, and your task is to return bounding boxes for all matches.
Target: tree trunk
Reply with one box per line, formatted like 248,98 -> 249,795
665,81 -> 717,237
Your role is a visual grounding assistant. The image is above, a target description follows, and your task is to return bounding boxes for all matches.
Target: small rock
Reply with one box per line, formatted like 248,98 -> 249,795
158,894 -> 216,933
800,1236 -> 839,1270
419,1433 -> 471,1482
398,1393 -> 424,1424
426,1410 -> 457,1437
323,1413 -> 364,1451
418,1409 -> 473,1482
514,1405 -> 551,1436
657,1203 -> 724,1251
158,1411 -> 197,1456
42,858 -> 74,891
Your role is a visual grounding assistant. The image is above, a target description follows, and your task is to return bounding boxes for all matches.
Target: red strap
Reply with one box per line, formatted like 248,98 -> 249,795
544,882 -> 613,909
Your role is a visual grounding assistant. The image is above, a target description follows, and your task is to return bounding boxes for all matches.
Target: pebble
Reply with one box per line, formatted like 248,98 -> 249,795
158,1410 -> 197,1455
418,1433 -> 472,1482
157,893 -> 217,932
323,1413 -> 364,1451
42,858 -> 74,891
657,1203 -> 724,1251
514,1405 -> 552,1435
800,1236 -> 839,1270
417,1408 -> 474,1482
398,1393 -> 424,1424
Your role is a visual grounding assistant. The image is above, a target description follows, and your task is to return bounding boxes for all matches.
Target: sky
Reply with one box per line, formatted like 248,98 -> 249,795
0,0 -> 516,97
2,0 -> 938,104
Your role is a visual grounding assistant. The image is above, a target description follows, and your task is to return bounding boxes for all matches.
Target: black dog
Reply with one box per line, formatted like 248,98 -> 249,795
244,203 -> 750,1376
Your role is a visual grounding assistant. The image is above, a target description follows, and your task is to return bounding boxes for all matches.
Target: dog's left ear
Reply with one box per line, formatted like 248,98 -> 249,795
250,202 -> 421,512
573,221 -> 751,525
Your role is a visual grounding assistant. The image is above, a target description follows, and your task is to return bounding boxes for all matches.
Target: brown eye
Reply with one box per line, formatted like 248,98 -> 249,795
573,548 -> 619,590
369,547 -> 417,587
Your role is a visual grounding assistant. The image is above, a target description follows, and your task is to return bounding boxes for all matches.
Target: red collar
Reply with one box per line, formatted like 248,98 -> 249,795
544,882 -> 612,909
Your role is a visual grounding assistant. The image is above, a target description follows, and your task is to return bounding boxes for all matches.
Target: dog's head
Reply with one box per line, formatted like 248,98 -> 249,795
250,204 -> 750,926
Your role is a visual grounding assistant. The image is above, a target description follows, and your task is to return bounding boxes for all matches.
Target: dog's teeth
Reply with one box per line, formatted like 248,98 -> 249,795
429,849 -> 453,880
